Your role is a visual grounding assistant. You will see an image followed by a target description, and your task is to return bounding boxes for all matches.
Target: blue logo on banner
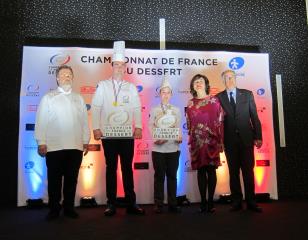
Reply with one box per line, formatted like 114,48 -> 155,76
137,85 -> 143,93
257,88 -> 265,95
27,84 -> 40,92
26,84 -> 40,96
229,57 -> 244,70
86,104 -> 91,111
183,123 -> 188,130
50,53 -> 71,65
25,161 -> 34,169
26,123 -> 35,131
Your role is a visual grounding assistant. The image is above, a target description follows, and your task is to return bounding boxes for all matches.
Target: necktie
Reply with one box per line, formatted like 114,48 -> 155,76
230,92 -> 236,113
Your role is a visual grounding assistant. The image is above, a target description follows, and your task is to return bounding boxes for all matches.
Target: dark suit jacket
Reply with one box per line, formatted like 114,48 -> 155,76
217,88 -> 262,148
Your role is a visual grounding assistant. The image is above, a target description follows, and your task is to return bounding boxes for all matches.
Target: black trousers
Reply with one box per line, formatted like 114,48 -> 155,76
102,139 -> 136,206
197,165 -> 217,207
152,151 -> 180,207
225,134 -> 256,206
45,149 -> 83,212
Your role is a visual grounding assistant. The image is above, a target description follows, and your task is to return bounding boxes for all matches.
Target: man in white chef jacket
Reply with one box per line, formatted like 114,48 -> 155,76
35,65 -> 90,221
92,41 -> 145,216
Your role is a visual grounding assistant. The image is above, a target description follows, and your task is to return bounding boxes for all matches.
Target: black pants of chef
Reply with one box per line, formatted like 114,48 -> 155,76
102,139 -> 136,206
152,151 -> 180,207
46,149 -> 83,213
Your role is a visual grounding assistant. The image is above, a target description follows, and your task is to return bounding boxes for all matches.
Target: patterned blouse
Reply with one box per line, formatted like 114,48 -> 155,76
186,96 -> 224,170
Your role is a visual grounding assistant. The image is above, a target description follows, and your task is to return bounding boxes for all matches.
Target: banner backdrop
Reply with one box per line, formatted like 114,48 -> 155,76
18,46 -> 278,206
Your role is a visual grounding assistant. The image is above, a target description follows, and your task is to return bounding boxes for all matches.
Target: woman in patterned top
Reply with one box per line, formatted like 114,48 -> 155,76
186,74 -> 224,213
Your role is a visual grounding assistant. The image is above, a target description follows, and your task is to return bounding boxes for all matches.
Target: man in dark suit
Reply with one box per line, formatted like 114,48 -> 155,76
217,70 -> 263,212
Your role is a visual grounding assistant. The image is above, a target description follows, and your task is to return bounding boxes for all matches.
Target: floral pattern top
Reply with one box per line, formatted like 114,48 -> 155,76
186,96 -> 224,170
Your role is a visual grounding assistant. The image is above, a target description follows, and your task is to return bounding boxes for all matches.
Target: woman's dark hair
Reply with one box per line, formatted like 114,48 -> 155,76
189,74 -> 210,97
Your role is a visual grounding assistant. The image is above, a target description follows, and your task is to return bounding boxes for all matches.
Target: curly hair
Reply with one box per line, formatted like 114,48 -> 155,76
189,74 -> 210,97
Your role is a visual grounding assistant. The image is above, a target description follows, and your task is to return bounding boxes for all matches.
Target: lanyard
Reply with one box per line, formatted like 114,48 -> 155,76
161,103 -> 170,114
112,80 -> 123,106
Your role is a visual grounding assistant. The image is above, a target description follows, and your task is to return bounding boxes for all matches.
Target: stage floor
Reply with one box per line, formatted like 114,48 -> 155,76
1,199 -> 307,240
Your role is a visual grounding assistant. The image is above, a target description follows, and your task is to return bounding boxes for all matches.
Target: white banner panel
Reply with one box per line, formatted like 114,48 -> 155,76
18,46 -> 277,206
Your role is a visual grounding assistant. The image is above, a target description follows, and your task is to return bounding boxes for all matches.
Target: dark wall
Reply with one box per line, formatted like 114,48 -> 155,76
1,0 -> 307,206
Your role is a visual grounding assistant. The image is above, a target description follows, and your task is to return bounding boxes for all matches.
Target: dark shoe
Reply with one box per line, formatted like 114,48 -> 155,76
63,209 -> 79,219
126,204 -> 145,215
230,204 -> 243,212
247,204 -> 262,213
154,205 -> 163,214
104,204 -> 116,216
199,204 -> 207,213
207,204 -> 216,213
168,206 -> 181,213
45,211 -> 60,221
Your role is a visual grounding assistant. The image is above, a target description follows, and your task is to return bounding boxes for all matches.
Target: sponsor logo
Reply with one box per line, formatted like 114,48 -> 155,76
229,57 -> 244,70
136,85 -> 143,93
182,123 -> 188,131
24,145 -> 37,149
155,86 -> 160,97
25,161 -> 34,169
182,122 -> 189,137
25,123 -> 35,131
136,142 -> 149,155
87,144 -> 101,151
50,53 -> 71,65
257,106 -> 266,113
178,90 -> 190,94
137,142 -> 149,149
257,147 -> 270,154
86,104 -> 91,111
184,160 -> 195,172
257,88 -> 265,96
27,105 -> 38,112
80,163 -> 94,169
26,84 -> 40,97
256,160 -> 270,167
134,162 -> 149,170
80,86 -> 96,94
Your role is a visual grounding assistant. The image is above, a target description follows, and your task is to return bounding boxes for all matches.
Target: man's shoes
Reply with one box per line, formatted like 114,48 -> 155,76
104,204 -> 116,216
168,205 -> 181,213
247,204 -> 262,213
154,205 -> 163,214
230,204 -> 243,212
45,211 -> 60,221
63,209 -> 79,219
126,204 -> 145,215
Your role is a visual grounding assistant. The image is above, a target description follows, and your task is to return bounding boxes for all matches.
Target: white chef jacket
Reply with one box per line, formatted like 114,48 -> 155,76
149,103 -> 182,153
91,79 -> 142,131
34,87 -> 90,152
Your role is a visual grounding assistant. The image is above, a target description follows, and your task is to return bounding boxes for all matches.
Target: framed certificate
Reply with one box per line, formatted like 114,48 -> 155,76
102,110 -> 133,138
152,109 -> 180,140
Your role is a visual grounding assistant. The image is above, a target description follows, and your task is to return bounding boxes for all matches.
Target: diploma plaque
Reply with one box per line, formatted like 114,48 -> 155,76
153,127 -> 180,140
152,109 -> 180,140
102,110 -> 133,138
